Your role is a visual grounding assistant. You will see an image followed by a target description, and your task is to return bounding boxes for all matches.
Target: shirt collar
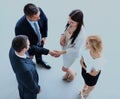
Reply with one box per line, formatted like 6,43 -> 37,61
15,51 -> 27,58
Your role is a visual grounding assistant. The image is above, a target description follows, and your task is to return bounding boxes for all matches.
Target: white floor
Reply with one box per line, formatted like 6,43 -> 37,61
0,0 -> 120,99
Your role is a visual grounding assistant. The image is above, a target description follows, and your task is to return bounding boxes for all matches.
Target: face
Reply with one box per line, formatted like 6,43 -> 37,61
68,17 -> 78,27
85,39 -> 90,49
27,11 -> 40,21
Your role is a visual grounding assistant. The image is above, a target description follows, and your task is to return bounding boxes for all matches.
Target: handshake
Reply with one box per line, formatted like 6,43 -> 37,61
49,50 -> 66,57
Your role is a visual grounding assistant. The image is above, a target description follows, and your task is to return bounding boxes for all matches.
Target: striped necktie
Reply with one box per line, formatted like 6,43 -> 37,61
34,22 -> 41,45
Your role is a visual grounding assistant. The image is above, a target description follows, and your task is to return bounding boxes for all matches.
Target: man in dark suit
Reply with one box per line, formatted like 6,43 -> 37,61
15,3 -> 51,69
9,35 -> 40,99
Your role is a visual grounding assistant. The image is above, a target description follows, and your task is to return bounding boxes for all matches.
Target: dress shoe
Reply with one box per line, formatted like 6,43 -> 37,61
42,64 -> 51,69
37,62 -> 51,69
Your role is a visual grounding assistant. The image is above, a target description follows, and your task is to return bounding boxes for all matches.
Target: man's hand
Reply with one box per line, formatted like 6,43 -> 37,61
41,38 -> 46,45
49,50 -> 60,57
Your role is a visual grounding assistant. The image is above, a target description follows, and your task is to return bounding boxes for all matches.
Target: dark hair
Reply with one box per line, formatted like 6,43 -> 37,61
65,9 -> 84,44
12,35 -> 28,52
24,3 -> 39,16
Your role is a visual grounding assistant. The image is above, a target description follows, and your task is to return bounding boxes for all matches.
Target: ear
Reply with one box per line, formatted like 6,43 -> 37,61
23,47 -> 27,52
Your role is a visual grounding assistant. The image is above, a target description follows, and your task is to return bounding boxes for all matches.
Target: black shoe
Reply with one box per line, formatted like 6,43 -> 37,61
42,64 -> 51,69
37,62 -> 51,69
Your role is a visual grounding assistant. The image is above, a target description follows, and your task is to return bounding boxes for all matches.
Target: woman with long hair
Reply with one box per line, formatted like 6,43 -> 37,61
56,9 -> 86,82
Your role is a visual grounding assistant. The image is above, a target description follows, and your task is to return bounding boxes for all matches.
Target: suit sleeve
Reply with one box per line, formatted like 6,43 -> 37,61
19,71 -> 40,94
15,23 -> 27,36
15,25 -> 23,36
28,45 -> 49,56
39,8 -> 48,37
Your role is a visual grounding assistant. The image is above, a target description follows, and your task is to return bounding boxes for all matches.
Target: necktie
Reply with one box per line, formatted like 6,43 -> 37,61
34,22 -> 41,45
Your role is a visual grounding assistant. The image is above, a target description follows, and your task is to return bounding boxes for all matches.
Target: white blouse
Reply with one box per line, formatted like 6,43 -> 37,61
62,26 -> 86,67
82,49 -> 105,73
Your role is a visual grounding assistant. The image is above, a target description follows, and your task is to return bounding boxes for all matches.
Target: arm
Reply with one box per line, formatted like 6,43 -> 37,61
65,39 -> 83,56
15,25 -> 24,36
80,56 -> 86,70
48,50 -> 61,57
29,45 -> 49,56
60,34 -> 66,46
81,52 -> 100,76
39,8 -> 48,38
88,69 -> 100,76
56,50 -> 66,55
66,31 -> 86,55
15,16 -> 27,36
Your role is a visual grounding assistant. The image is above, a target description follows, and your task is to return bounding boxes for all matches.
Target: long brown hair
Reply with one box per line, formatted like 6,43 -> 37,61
65,9 -> 84,44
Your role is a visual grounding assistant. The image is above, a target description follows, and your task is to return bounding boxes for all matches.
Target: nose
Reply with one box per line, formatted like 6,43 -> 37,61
36,17 -> 40,21
37,16 -> 40,20
69,22 -> 73,26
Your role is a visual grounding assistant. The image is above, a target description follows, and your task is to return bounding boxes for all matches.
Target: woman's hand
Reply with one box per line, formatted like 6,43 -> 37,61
60,34 -> 66,46
89,69 -> 100,76
55,50 -> 66,55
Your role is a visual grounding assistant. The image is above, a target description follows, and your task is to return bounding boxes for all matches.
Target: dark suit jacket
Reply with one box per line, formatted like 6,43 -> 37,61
15,8 -> 48,45
15,8 -> 49,55
9,47 -> 40,98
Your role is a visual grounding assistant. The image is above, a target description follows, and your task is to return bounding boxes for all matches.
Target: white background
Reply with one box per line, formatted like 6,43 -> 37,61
0,0 -> 120,99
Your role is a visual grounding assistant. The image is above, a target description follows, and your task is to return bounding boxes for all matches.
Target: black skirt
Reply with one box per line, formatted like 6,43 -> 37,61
81,67 -> 101,86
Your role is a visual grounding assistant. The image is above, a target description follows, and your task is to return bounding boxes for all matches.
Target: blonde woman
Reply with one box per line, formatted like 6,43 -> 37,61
79,35 -> 104,99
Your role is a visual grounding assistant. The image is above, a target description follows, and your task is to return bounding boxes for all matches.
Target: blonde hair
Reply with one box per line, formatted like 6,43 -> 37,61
87,35 -> 103,55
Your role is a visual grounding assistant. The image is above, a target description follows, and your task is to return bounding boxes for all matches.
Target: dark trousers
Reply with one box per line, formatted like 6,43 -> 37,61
18,86 -> 37,99
35,44 -> 44,63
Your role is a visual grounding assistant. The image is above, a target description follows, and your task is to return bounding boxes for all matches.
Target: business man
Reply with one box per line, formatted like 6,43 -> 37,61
9,35 -> 40,99
15,3 -> 51,69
